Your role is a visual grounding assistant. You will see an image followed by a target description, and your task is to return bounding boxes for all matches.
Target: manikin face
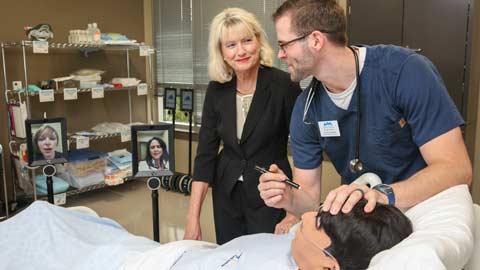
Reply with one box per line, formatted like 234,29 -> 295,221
275,15 -> 316,82
37,128 -> 58,160
220,28 -> 261,75
149,140 -> 163,160
291,211 -> 339,270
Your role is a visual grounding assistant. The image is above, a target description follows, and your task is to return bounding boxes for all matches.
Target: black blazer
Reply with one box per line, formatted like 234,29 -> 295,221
193,66 -> 302,208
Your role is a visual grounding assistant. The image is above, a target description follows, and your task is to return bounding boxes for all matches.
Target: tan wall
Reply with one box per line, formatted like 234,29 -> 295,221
0,0 -> 147,200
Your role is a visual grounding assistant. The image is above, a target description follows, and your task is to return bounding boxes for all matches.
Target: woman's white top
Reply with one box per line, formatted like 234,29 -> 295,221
235,93 -> 254,181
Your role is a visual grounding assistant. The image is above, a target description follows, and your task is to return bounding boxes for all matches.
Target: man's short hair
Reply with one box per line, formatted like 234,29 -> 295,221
320,199 -> 413,270
273,0 -> 348,46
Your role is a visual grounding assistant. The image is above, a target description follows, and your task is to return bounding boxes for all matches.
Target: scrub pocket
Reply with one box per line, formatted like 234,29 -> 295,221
372,120 -> 417,167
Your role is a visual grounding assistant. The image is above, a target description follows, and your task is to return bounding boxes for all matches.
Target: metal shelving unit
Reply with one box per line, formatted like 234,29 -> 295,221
1,40 -> 154,207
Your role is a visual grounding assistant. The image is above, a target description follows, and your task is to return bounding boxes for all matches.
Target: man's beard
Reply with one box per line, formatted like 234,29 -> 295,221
290,62 -> 310,82
289,49 -> 315,82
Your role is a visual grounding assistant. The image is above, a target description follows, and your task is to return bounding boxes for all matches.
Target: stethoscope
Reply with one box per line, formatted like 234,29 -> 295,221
303,46 -> 363,173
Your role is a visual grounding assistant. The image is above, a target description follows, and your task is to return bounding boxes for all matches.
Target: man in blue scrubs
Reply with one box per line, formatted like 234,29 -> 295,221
258,0 -> 472,220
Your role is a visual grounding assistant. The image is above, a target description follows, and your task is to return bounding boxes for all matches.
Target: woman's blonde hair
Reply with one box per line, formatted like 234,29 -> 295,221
208,7 -> 274,83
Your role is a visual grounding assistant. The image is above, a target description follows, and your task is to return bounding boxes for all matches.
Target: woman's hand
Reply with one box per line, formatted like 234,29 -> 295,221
183,217 -> 202,240
184,181 -> 209,240
274,214 -> 299,234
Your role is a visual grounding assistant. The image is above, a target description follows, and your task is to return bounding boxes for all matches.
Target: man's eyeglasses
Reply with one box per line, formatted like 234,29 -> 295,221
278,33 -> 310,52
278,29 -> 337,53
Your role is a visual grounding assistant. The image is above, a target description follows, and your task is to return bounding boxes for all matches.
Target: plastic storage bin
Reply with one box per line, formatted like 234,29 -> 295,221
63,149 -> 107,189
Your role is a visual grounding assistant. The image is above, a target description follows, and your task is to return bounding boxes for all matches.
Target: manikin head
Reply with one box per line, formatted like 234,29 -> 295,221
292,199 -> 413,270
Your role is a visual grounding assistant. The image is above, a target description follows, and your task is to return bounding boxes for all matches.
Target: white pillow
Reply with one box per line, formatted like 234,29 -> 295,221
463,204 -> 480,270
369,185 -> 474,270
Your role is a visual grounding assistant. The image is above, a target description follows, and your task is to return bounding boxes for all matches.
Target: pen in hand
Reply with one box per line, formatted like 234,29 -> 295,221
254,165 -> 301,190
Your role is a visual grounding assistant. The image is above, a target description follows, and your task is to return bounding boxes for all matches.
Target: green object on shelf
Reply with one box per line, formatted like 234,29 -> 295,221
14,85 -> 42,92
35,175 -> 69,195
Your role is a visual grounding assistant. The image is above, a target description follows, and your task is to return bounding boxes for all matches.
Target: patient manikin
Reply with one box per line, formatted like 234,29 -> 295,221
0,200 -> 412,270
162,200 -> 413,270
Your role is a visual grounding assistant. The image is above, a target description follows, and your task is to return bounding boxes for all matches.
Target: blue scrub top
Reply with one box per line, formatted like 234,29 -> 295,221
290,45 -> 464,184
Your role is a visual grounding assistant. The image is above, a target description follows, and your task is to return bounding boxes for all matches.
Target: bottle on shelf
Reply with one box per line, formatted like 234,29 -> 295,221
92,23 -> 101,43
87,23 -> 94,43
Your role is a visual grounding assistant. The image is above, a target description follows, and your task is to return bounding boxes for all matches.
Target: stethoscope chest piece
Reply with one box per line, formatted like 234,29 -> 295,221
349,158 -> 364,173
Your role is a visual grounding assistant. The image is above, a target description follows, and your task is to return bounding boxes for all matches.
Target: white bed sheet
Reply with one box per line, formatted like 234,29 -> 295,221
0,201 -> 158,270
123,233 -> 297,270
0,202 -> 296,270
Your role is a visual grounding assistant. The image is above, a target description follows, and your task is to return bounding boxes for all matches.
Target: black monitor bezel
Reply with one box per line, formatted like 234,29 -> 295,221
25,117 -> 68,166
164,87 -> 177,110
180,88 -> 194,112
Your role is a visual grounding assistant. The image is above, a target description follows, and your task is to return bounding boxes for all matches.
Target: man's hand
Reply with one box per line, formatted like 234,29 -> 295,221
321,183 -> 388,214
258,164 -> 292,209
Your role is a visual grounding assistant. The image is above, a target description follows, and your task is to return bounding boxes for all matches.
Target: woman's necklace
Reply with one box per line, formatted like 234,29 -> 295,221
236,76 -> 257,96
236,88 -> 255,96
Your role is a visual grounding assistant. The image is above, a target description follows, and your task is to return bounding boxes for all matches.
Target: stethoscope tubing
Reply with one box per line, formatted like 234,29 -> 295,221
303,46 -> 363,173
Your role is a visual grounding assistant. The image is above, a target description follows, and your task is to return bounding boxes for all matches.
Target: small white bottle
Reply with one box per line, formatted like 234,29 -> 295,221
74,30 -> 80,43
80,30 -> 87,43
92,23 -> 101,43
87,23 -> 93,43
71,30 -> 77,44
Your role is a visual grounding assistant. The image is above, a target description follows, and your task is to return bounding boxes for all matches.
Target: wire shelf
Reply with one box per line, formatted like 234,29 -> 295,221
23,86 -> 137,96
1,41 -> 148,51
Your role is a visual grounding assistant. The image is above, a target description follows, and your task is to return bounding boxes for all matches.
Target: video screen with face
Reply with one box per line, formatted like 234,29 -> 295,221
25,118 -> 68,166
132,123 -> 174,178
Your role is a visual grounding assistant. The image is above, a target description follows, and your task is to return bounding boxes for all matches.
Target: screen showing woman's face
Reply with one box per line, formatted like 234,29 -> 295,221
149,140 -> 163,160
37,129 -> 58,159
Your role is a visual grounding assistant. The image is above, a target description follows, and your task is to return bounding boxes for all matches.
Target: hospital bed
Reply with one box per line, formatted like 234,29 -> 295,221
0,184 -> 477,270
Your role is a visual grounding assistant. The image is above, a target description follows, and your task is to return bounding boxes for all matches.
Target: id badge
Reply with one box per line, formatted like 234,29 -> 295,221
318,120 -> 341,137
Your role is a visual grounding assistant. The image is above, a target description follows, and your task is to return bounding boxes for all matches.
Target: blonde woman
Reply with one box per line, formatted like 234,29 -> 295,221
184,7 -> 301,244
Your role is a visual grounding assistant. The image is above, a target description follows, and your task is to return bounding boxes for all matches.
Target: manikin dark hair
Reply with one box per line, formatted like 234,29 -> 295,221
145,137 -> 169,169
320,199 -> 413,270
